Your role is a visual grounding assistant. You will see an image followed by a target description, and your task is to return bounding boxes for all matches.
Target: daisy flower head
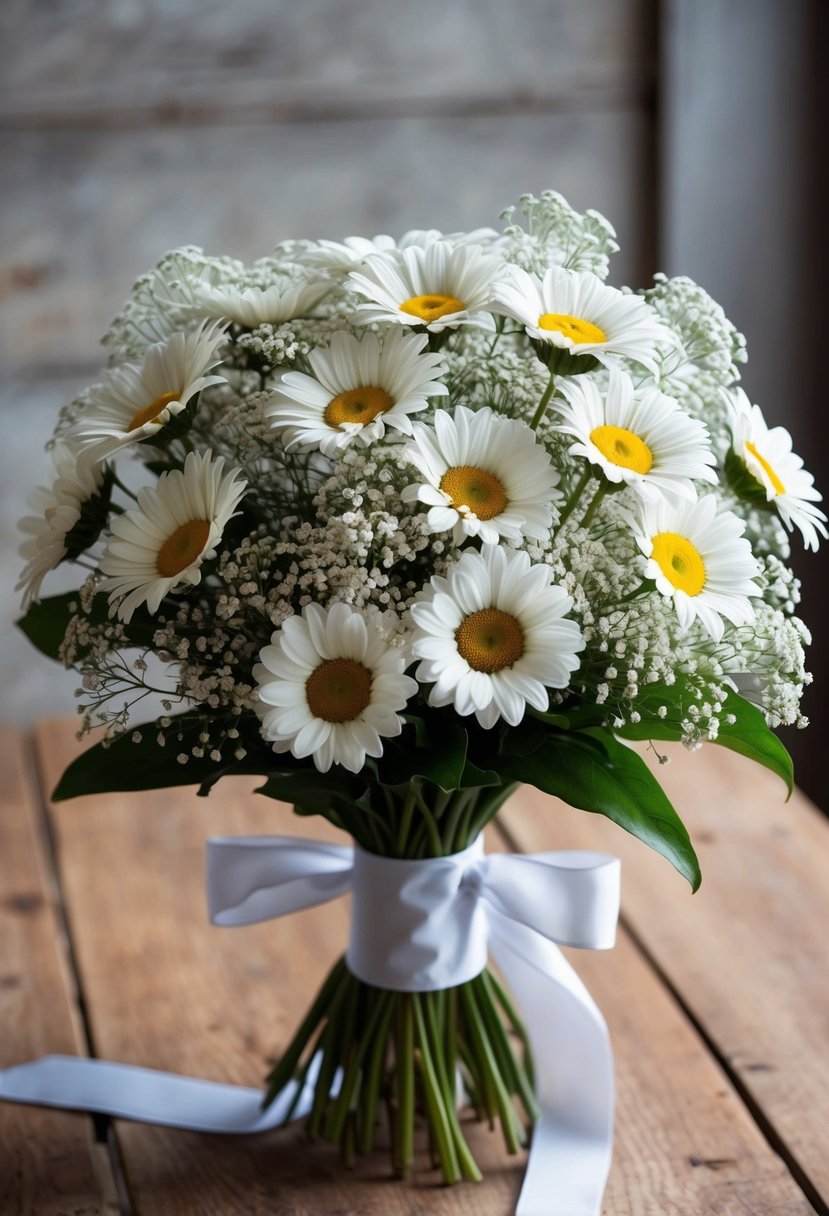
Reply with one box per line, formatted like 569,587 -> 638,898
70,320 -> 228,454
726,387 -> 827,551
264,328 -> 448,457
17,442 -> 107,610
632,495 -> 761,642
98,451 -> 246,623
194,278 -> 330,328
490,265 -> 673,373
255,602 -> 418,774
348,241 -> 500,333
555,367 -> 717,502
302,234 -> 400,273
304,227 -> 501,274
410,545 -> 584,729
402,406 -> 560,545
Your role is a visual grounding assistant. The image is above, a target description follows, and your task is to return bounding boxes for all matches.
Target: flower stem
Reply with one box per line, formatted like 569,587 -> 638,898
395,789 -> 417,857
110,471 -> 139,502
557,464 -> 593,528
580,479 -> 609,528
424,990 -> 482,1182
413,995 -> 462,1183
306,969 -> 354,1137
611,580 -> 650,607
326,987 -> 392,1143
413,788 -> 444,856
529,368 -> 557,431
486,970 -> 536,1092
264,956 -> 347,1106
459,983 -> 523,1153
394,995 -> 416,1178
357,990 -> 396,1154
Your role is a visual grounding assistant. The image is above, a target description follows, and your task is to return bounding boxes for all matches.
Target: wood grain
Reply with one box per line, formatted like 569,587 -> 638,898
0,724 -> 114,1215
1,109 -> 647,379
502,742 -> 829,1207
33,717 -> 819,1214
0,0 -> 652,126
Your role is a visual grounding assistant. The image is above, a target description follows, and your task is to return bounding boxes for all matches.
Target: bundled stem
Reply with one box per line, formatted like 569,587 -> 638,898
263,779 -> 537,1183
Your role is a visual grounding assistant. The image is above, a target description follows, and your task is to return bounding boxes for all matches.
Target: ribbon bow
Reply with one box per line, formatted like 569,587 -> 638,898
1,834 -> 620,1216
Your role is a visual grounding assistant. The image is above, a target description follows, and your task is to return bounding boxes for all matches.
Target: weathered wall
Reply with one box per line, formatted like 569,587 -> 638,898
0,0 -> 658,723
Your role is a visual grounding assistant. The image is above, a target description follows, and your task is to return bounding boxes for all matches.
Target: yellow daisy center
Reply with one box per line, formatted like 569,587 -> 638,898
305,658 -> 372,723
590,425 -> 653,474
538,313 -> 606,344
440,466 -> 508,520
324,386 -> 394,429
651,531 -> 706,596
745,441 -> 785,495
400,294 -> 465,323
456,608 -> 525,673
128,391 -> 180,433
157,520 -> 211,578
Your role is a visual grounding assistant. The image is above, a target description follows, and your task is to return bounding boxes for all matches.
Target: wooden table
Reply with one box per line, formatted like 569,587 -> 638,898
2,719 -> 828,1215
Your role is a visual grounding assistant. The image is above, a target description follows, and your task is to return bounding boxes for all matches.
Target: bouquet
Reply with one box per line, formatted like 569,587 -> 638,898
16,190 -> 822,1188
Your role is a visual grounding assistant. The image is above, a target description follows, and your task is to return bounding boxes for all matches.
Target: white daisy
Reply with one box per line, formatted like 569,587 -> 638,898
349,241 -> 500,333
304,228 -> 501,273
402,406 -> 559,545
194,279 -> 330,328
632,495 -> 761,642
410,546 -> 584,729
264,328 -> 448,457
726,387 -> 827,551
490,265 -> 672,371
255,602 -> 417,774
303,234 -> 400,272
17,442 -> 106,610
98,451 -> 246,623
555,367 -> 717,502
70,321 -> 228,454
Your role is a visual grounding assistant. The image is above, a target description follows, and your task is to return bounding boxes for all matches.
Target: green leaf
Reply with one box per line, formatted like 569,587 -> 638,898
531,702 -> 610,731
256,767 -> 359,812
499,727 -> 701,890
376,719 -> 470,791
723,447 -> 774,508
64,465 -> 114,559
18,592 -> 101,661
51,715 -> 275,801
458,761 -> 502,790
17,591 -> 156,662
616,679 -> 793,797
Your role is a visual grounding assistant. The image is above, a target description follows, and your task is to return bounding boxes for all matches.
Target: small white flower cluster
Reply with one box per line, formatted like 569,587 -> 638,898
500,191 -> 619,279
18,190 -> 821,774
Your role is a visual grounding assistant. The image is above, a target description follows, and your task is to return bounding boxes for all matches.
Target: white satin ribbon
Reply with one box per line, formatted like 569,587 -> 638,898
1,834 -> 620,1216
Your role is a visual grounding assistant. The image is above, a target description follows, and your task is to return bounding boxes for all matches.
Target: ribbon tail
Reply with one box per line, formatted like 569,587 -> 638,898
0,1053 -> 327,1134
488,910 -> 614,1216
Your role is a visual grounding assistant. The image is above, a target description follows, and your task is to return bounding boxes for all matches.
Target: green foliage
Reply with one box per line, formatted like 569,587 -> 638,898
499,722 -> 701,890
17,591 -> 156,662
51,715 -> 274,802
49,674 -> 791,892
377,717 -> 496,792
63,466 -> 114,559
616,678 -> 793,796
723,447 -> 773,509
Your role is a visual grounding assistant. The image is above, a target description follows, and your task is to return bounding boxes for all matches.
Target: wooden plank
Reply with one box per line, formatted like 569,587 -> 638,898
32,720 -> 525,1214
502,742 -> 829,1208
0,724 -> 115,1215
33,717 -> 816,1214
0,0 -> 652,125
0,109 -> 648,379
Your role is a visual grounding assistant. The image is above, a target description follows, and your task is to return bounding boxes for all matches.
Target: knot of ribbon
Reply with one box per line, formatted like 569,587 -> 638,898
1,833 -> 620,1216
